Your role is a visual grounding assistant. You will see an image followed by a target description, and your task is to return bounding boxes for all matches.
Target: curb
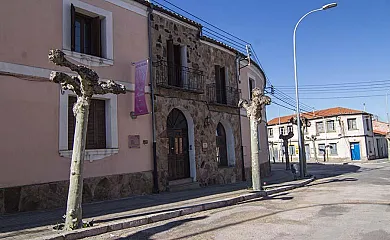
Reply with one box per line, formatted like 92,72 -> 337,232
36,177 -> 314,240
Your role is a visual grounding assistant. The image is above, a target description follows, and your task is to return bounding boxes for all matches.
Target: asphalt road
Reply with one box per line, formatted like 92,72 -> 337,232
86,161 -> 390,240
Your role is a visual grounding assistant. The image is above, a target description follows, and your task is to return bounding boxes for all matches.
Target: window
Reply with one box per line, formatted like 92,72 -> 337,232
59,90 -> 119,161
287,125 -> 293,134
366,118 -> 371,131
316,122 -> 324,134
347,118 -> 357,130
68,96 -> 106,149
318,143 -> 325,156
279,127 -> 285,136
249,78 -> 255,100
216,123 -> 228,167
71,4 -> 101,57
289,145 -> 296,156
329,143 -> 338,155
167,40 -> 187,88
215,65 -> 227,104
63,0 -> 114,66
368,140 -> 372,153
268,128 -> 273,138
327,120 -> 335,132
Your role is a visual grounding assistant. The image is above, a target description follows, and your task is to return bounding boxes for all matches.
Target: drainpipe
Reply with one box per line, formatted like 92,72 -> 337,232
148,6 -> 159,193
236,55 -> 246,181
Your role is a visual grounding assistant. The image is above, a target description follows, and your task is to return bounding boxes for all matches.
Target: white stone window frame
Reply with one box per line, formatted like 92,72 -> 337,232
59,90 -> 119,162
62,0 -> 114,66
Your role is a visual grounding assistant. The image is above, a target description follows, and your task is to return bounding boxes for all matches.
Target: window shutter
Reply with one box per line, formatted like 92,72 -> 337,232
91,16 -> 101,57
68,96 -> 77,150
167,40 -> 174,85
71,4 -> 75,51
94,99 -> 106,149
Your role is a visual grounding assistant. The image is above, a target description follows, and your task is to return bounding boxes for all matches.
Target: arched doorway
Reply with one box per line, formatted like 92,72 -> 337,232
216,122 -> 228,166
167,108 -> 190,180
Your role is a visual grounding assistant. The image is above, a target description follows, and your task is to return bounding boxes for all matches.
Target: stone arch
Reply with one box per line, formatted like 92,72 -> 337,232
167,106 -> 196,182
219,119 -> 236,166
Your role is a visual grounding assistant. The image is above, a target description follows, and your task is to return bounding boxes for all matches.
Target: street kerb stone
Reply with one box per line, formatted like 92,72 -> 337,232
64,226 -> 108,240
203,201 -> 227,211
31,177 -> 315,240
149,210 -> 182,223
180,205 -> 204,215
121,217 -> 150,228
107,221 -> 123,232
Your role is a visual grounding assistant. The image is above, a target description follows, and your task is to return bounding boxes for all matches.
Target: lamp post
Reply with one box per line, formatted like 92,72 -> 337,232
293,3 -> 337,178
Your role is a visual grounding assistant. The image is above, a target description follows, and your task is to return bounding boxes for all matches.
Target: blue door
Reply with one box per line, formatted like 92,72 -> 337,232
350,142 -> 361,160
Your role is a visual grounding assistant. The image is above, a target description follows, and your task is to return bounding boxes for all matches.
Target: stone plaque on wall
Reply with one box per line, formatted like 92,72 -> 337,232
128,135 -> 140,148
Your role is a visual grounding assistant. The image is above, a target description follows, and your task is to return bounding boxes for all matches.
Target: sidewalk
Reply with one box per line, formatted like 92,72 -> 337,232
0,169 -> 306,240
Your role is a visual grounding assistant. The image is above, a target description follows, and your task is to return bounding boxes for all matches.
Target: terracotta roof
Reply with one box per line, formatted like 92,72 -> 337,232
373,120 -> 389,135
267,107 -> 368,126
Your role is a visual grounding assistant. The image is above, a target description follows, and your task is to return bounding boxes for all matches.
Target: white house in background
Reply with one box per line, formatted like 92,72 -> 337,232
267,107 -> 382,162
372,120 -> 389,159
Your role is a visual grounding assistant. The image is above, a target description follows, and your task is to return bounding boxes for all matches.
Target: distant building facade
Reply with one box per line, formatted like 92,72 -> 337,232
267,107 -> 382,162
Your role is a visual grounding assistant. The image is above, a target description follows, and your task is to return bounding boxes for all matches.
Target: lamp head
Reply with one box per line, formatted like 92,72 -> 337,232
322,3 -> 337,10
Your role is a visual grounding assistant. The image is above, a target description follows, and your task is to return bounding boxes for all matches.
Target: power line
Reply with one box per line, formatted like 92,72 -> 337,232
272,101 -> 296,112
154,0 -> 250,44
274,79 -> 390,89
301,94 -> 387,99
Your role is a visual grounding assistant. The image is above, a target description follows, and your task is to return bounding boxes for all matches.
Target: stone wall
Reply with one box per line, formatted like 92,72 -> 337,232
0,171 -> 153,214
155,96 -> 242,190
151,12 -> 243,190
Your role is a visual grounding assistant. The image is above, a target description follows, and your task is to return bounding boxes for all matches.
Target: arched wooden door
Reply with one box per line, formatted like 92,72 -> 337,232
167,109 -> 190,180
216,122 -> 228,166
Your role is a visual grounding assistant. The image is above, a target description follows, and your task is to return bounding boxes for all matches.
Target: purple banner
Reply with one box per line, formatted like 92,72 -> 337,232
134,60 -> 149,116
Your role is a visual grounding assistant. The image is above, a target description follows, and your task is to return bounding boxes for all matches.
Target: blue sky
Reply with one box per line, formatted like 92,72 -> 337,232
153,0 -> 390,121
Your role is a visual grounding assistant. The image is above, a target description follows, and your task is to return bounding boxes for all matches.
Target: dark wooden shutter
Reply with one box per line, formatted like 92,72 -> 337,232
68,96 -> 77,150
68,97 -> 106,150
249,78 -> 254,100
167,40 -> 174,85
215,65 -> 221,103
91,16 -> 101,57
94,99 -> 106,149
71,4 -> 75,51
220,67 -> 227,104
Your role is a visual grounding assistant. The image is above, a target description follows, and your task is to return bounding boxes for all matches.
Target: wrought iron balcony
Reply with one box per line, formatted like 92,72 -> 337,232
207,84 -> 239,107
154,61 -> 205,93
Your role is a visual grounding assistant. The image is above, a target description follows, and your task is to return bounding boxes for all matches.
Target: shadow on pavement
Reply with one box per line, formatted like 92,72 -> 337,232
0,162 -> 361,234
115,216 -> 207,240
308,177 -> 358,187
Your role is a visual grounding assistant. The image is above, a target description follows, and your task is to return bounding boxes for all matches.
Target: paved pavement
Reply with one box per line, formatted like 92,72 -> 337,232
85,161 -> 390,240
0,161 -> 380,240
0,165 -> 298,240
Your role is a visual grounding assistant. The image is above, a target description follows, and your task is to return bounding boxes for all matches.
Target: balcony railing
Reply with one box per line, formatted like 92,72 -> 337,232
207,84 -> 239,107
154,60 -> 205,93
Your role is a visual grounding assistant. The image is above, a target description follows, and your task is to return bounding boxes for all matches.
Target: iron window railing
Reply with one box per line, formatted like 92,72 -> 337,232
153,60 -> 205,93
207,84 -> 239,107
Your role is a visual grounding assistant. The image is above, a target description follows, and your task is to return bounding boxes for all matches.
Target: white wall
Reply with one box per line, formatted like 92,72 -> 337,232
267,113 -> 376,162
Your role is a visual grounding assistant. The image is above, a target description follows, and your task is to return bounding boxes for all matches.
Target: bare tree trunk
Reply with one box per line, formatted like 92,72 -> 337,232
250,119 -> 261,191
64,97 -> 90,230
284,140 -> 290,170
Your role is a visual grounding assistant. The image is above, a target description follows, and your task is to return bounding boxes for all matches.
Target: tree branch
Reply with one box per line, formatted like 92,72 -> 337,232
50,71 -> 81,95
93,80 -> 127,95
48,49 -> 99,83
238,99 -> 249,111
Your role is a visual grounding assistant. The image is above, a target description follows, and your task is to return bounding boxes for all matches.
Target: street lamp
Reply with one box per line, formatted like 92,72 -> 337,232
293,3 -> 337,178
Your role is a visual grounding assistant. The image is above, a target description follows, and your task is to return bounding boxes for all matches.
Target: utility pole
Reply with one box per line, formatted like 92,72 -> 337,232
239,88 -> 271,191
290,116 -> 310,177
48,50 -> 126,230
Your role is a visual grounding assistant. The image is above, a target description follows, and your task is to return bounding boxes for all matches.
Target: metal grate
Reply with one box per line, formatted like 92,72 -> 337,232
154,60 -> 205,93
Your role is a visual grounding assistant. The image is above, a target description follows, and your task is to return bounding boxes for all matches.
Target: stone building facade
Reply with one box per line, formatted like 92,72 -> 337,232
150,10 -> 243,190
